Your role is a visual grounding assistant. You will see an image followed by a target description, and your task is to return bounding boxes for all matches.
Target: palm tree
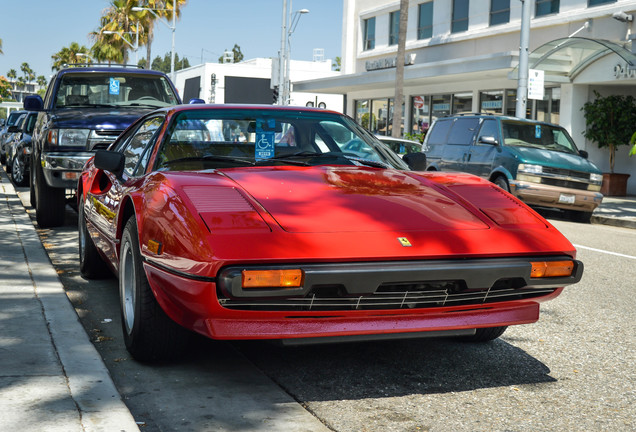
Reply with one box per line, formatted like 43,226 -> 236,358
0,38 -> 3,55
391,0 -> 408,138
51,42 -> 92,71
135,0 -> 187,68
7,69 -> 17,91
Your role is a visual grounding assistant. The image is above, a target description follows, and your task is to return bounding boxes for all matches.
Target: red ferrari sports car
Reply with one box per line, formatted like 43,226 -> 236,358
78,104 -> 582,361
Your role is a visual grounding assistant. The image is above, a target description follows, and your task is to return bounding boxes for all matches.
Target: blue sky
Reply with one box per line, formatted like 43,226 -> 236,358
1,0 -> 342,79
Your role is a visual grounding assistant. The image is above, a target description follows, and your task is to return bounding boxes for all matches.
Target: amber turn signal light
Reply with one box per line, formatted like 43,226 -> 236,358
242,269 -> 304,288
530,260 -> 574,278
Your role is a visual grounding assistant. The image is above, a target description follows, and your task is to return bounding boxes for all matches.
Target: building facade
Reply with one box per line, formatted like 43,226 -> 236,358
295,0 -> 636,194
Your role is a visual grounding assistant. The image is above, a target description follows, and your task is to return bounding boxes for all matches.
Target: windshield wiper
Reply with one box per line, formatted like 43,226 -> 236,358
162,154 -> 255,166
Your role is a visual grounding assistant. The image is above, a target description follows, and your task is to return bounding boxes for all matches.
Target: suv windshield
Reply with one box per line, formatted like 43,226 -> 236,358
55,72 -> 179,108
155,109 -> 407,171
502,121 -> 579,155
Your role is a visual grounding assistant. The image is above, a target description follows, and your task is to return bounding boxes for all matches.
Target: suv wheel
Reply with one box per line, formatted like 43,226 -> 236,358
493,176 -> 510,192
34,160 -> 66,228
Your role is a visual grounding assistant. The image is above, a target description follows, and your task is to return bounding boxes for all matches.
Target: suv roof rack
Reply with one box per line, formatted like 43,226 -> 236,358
62,63 -> 144,69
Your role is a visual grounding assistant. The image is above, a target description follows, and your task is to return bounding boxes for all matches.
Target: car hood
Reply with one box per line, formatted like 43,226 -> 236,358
50,107 -> 150,130
221,166 -> 497,233
511,146 -> 601,174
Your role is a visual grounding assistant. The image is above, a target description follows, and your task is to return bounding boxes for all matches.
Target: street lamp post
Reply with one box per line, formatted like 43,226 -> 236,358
280,1 -> 308,105
132,6 -> 177,80
103,21 -> 140,64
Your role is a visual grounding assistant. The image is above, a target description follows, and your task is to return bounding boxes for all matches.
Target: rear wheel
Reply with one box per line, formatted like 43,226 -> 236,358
33,160 -> 65,228
493,176 -> 510,192
11,153 -> 28,186
120,217 -> 190,362
460,326 -> 507,342
78,197 -> 110,279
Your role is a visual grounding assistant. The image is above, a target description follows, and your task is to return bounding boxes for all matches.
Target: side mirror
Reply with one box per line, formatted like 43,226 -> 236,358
23,95 -> 44,111
188,98 -> 206,104
479,135 -> 498,145
578,150 -> 589,159
94,150 -> 125,177
403,152 -> 427,171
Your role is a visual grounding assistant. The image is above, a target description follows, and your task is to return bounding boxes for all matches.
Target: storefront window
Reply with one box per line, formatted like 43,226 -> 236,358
356,100 -> 372,129
372,99 -> 392,136
505,89 -> 517,116
480,90 -> 504,114
452,92 -> 473,114
411,95 -> 430,133
534,87 -> 560,124
431,94 -> 451,123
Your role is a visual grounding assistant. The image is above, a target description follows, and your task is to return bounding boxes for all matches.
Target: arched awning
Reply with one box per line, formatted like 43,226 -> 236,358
509,37 -> 636,83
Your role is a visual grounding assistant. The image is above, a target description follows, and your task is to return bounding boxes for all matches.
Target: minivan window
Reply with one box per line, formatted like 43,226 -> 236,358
426,119 -> 452,145
502,121 -> 578,155
448,118 -> 480,145
477,119 -> 499,143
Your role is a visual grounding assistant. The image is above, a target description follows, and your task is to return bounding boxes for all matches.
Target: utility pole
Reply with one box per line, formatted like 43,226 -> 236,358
278,0 -> 287,105
515,0 -> 532,118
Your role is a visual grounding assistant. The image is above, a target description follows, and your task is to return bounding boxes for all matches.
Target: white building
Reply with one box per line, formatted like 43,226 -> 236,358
295,0 -> 636,194
173,57 -> 343,112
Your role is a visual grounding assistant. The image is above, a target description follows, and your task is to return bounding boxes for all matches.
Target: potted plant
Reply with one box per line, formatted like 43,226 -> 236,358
581,91 -> 636,196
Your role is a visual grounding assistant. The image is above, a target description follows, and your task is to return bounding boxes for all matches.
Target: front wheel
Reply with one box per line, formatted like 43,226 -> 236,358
119,217 -> 190,362
460,326 -> 507,342
493,176 -> 510,192
33,161 -> 65,228
78,197 -> 110,279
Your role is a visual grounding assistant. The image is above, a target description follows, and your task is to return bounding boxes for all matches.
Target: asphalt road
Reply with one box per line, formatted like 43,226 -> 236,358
13,183 -> 636,432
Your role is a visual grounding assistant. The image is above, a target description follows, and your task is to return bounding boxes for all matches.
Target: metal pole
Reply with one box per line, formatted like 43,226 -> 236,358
171,6 -> 176,81
284,0 -> 293,105
279,0 -> 287,105
135,21 -> 139,65
516,0 -> 532,118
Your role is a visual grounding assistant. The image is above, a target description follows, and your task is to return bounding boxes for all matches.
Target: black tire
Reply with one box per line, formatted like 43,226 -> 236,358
11,153 -> 28,187
33,160 -> 66,228
119,217 -> 190,362
493,176 -> 510,192
460,326 -> 507,342
78,197 -> 111,279
29,154 -> 36,208
0,152 -> 5,165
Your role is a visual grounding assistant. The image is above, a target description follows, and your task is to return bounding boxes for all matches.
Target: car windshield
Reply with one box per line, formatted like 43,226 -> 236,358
155,109 -> 407,171
502,121 -> 579,155
55,72 -> 179,108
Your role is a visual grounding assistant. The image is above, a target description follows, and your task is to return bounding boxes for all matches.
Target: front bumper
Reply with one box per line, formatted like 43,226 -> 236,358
41,151 -> 93,189
510,179 -> 603,212
143,256 -> 581,341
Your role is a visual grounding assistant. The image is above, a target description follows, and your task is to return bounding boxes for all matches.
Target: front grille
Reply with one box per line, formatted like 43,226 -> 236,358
88,129 -> 123,151
218,279 -> 557,311
542,166 -> 590,181
540,177 -> 589,190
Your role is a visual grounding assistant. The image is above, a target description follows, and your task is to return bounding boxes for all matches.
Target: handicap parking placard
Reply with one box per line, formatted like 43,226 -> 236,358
255,132 -> 275,160
109,78 -> 120,95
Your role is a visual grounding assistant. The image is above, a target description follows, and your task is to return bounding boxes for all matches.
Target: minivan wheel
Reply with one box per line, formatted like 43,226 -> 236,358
493,176 -> 510,192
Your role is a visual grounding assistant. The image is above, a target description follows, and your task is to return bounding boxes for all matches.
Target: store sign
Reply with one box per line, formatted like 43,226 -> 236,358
528,69 -> 544,100
481,100 -> 502,109
614,63 -> 636,79
366,53 -> 416,71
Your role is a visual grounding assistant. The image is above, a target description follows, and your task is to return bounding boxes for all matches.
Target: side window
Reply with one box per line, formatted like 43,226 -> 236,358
121,116 -> 164,177
426,119 -> 452,145
477,119 -> 499,144
447,118 -> 480,145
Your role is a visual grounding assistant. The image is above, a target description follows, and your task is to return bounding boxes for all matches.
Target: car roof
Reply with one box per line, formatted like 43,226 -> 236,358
56,66 -> 170,78
441,113 -> 561,128
163,103 -> 345,116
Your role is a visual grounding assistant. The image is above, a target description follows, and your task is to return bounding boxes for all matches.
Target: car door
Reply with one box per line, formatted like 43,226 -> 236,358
87,116 -> 165,262
440,117 -> 480,172
467,118 -> 499,178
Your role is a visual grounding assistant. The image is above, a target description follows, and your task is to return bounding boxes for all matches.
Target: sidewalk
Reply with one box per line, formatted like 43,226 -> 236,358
591,195 -> 636,229
0,169 -> 139,431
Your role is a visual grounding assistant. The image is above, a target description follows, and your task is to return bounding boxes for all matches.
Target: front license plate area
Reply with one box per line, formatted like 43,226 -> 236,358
558,193 -> 575,204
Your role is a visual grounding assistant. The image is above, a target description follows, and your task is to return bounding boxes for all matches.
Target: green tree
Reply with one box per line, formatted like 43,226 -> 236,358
51,42 -> 92,71
37,75 -> 47,87
218,44 -> 244,63
582,90 -> 636,173
0,76 -> 12,102
149,52 -> 189,73
332,56 -> 341,71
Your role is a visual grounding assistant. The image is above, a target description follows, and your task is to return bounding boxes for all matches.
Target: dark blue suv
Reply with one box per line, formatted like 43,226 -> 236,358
24,65 -> 181,227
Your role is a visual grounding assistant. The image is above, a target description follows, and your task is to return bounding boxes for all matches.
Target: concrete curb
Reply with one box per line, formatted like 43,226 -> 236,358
2,170 -> 140,432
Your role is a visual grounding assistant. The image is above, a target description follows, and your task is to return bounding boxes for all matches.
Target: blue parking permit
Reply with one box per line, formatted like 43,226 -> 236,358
255,132 -> 275,160
535,125 -> 541,139
109,78 -> 120,95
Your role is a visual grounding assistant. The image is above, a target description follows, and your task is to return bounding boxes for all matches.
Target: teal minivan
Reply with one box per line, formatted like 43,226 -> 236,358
423,114 -> 603,222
